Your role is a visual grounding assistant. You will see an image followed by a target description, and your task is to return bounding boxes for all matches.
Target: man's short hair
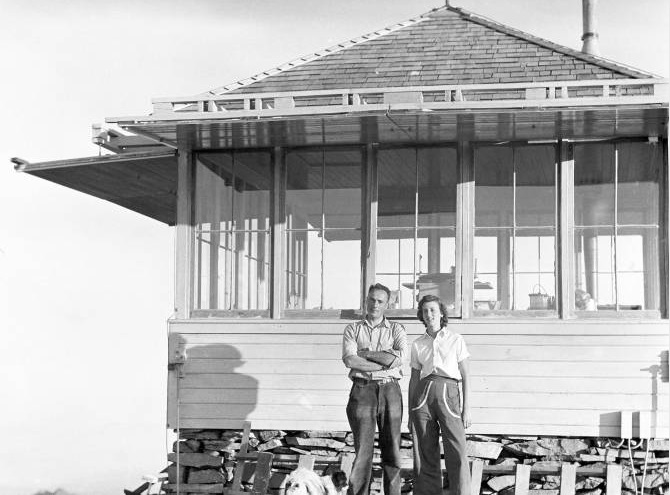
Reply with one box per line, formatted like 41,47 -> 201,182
368,283 -> 391,301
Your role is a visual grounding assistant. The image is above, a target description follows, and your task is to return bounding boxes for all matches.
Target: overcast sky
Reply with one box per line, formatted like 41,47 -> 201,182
0,1 -> 667,494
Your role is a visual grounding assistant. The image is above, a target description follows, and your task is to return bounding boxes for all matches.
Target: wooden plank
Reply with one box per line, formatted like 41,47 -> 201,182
559,462 -> 577,495
177,418 -> 670,438
514,464 -> 531,495
179,373 -> 667,395
152,78 -> 665,103
113,94 -> 670,124
339,454 -> 354,478
179,388 -> 668,410
176,404 -> 670,427
183,357 -> 666,378
559,141 -> 574,319
470,459 -> 484,495
181,342 -> 664,362
167,483 -> 223,494
251,452 -> 274,494
605,464 -> 622,495
363,144 -> 377,302
298,455 -> 315,470
123,482 -> 149,495
271,147 -> 284,319
169,319 -> 670,335
174,133 -> 193,318
459,141 -> 474,318
176,332 -> 667,346
230,460 -> 247,492
176,331 -> 669,347
240,421 -> 251,456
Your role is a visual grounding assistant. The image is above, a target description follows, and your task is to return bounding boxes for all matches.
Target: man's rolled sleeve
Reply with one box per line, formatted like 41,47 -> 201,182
385,323 -> 407,368
342,323 -> 359,363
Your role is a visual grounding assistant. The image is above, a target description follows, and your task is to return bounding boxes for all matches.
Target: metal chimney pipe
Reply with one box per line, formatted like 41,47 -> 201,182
581,0 -> 600,56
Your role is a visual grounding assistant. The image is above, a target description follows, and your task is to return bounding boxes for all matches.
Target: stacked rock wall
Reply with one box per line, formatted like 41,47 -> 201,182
165,430 -> 669,495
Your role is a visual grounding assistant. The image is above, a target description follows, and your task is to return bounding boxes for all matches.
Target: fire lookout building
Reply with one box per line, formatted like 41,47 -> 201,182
16,2 -> 669,452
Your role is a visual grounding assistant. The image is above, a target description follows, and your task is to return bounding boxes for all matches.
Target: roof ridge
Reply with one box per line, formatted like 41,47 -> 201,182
199,5 -> 449,96
446,5 -> 658,79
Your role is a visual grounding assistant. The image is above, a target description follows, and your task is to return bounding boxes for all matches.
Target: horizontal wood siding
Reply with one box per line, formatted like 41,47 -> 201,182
167,320 -> 669,437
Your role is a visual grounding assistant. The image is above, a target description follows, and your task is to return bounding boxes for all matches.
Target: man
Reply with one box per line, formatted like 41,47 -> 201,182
342,283 -> 408,495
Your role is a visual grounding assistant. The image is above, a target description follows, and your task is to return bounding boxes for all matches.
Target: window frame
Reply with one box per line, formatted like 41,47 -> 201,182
281,145 -> 366,317
373,142 -> 462,318
469,141 -> 560,317
190,147 -> 275,318
564,138 -> 667,319
184,137 -> 668,320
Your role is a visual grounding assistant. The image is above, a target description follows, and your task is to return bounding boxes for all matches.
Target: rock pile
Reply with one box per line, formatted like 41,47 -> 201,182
164,431 -> 669,495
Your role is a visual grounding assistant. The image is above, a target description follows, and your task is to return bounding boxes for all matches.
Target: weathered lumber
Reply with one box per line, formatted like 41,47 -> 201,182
165,483 -> 224,493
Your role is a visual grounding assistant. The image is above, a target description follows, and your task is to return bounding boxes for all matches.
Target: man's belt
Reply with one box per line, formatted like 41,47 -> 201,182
352,376 -> 398,385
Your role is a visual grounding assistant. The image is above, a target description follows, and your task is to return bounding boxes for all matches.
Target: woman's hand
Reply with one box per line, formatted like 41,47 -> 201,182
461,408 -> 472,429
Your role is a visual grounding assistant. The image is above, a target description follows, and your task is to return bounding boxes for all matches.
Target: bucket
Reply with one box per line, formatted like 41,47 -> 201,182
528,284 -> 554,310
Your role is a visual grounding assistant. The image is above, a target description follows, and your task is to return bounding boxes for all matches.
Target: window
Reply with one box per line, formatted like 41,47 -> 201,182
193,151 -> 271,313
284,149 -> 363,310
376,147 -> 458,314
474,144 -> 557,313
573,141 -> 663,313
188,139 -> 666,319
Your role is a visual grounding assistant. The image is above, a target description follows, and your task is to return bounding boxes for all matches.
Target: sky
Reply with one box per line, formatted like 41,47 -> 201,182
0,1 -> 667,494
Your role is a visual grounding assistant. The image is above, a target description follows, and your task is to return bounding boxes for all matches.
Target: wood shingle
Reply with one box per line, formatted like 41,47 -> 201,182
207,5 -> 655,96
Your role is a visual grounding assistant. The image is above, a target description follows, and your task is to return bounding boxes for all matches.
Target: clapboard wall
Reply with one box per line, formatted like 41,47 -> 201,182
167,319 -> 669,438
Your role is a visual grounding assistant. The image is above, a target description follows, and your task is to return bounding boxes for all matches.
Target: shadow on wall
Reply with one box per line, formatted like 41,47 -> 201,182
598,351 -> 668,438
169,334 -> 259,428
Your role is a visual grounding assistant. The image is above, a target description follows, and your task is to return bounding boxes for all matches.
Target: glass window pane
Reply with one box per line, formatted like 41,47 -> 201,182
417,229 -> 457,313
232,152 -> 271,231
617,273 -> 645,309
474,230 -> 512,310
378,148 -> 416,228
195,231 -> 212,309
324,149 -> 362,229
573,227 -> 615,311
515,145 -> 556,227
475,146 -> 513,227
285,230 -> 322,309
195,231 -> 234,310
323,230 -> 361,309
376,229 -> 416,309
195,153 -> 234,231
617,142 -> 661,226
376,274 -> 415,310
574,144 -> 615,226
418,147 -> 457,227
514,230 -> 556,311
286,150 -> 323,230
377,229 -> 415,275
617,227 -> 660,310
232,232 -> 270,310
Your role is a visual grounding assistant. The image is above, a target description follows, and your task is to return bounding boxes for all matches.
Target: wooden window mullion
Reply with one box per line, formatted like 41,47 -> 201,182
559,140 -> 575,318
364,144 -> 378,309
271,146 -> 285,318
459,141 -> 474,318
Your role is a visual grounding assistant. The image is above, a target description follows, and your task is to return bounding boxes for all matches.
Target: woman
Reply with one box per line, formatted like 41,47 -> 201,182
409,294 -> 471,495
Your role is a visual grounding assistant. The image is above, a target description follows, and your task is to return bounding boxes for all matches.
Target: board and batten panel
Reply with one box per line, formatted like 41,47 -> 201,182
167,319 -> 669,437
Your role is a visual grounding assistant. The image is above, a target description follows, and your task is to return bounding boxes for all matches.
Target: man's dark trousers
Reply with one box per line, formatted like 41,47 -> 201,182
346,379 -> 403,495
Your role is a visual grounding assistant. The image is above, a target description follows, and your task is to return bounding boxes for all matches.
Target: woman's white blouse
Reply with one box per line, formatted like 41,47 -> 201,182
410,328 -> 470,380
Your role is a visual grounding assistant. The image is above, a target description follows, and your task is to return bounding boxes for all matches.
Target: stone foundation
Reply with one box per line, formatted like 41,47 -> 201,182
165,430 -> 669,495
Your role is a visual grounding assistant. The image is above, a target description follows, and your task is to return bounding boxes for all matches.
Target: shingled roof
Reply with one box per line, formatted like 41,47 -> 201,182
207,4 -> 655,96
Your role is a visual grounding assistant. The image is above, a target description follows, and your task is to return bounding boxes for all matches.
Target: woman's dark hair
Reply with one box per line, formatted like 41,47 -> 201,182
416,294 -> 449,328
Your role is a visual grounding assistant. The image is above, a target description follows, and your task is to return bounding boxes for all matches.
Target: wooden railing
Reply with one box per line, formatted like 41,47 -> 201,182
126,78 -> 670,123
